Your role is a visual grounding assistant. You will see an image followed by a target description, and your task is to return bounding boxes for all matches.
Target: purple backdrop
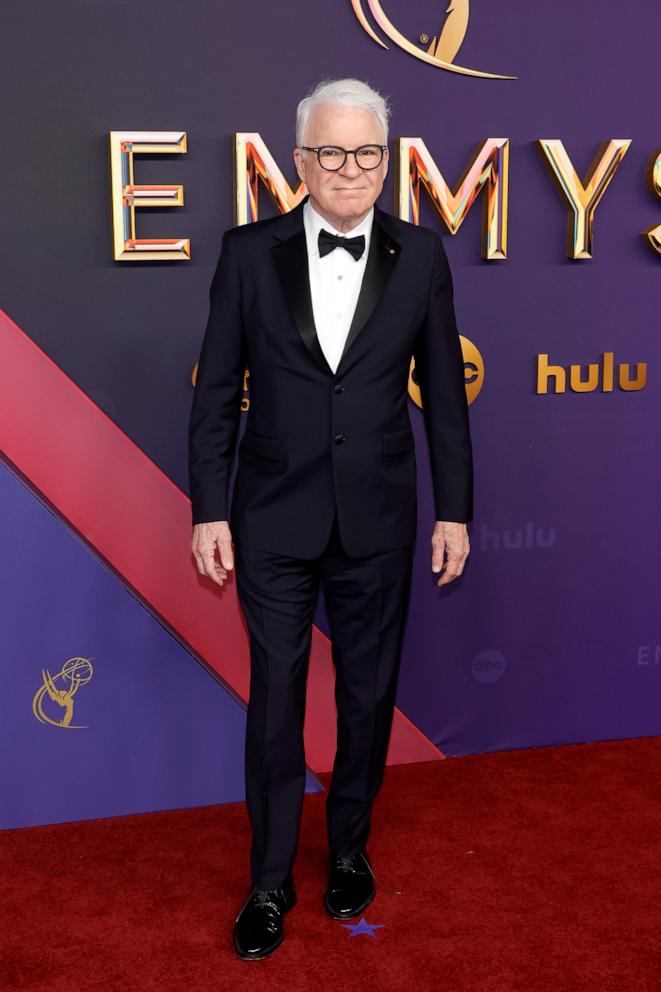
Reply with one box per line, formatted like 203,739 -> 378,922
0,460 -> 321,829
1,1 -> 659,827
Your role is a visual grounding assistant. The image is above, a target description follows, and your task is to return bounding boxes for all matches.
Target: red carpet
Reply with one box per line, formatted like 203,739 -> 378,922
2,736 -> 661,992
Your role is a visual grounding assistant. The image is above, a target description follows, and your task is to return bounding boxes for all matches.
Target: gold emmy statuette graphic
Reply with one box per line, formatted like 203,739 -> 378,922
32,657 -> 94,729
351,0 -> 517,79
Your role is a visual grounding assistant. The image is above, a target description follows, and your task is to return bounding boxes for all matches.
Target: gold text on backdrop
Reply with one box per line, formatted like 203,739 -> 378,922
109,131 -> 661,263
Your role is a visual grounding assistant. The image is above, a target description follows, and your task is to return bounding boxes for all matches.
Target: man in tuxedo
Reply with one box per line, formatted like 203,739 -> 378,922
188,77 -> 473,960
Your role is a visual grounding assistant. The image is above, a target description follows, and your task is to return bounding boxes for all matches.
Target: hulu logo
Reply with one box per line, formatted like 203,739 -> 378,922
479,523 -> 556,552
537,352 -> 647,394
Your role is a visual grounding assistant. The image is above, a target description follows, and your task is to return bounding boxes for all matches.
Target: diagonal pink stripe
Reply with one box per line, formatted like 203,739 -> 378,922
0,308 -> 443,771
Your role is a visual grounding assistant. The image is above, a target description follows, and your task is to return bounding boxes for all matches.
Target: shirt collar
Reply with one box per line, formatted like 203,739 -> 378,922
304,198 -> 374,258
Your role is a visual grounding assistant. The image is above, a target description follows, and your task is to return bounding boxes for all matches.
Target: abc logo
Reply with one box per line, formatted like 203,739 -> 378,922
472,649 -> 506,684
409,335 -> 484,407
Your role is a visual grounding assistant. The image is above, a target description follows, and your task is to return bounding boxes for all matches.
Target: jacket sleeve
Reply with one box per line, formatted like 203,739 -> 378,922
188,229 -> 247,525
412,234 -> 474,523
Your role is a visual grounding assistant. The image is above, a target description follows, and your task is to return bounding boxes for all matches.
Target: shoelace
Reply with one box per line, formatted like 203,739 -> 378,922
236,853 -> 404,923
335,853 -> 402,896
235,886 -> 284,922
254,889 -> 282,911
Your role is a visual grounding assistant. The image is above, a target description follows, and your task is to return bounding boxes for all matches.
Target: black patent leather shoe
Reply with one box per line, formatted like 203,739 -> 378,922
233,877 -> 297,960
324,849 -> 376,920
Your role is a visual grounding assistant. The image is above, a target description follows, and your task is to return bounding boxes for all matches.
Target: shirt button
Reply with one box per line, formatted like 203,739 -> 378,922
338,275 -> 343,280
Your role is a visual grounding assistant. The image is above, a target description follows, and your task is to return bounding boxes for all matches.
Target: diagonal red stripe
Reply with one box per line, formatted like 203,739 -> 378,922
0,308 -> 443,772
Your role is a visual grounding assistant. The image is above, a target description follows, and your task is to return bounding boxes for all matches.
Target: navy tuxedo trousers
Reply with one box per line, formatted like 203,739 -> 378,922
234,508 -> 414,890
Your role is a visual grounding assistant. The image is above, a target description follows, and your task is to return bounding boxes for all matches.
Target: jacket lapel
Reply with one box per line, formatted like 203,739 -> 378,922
271,195 -> 402,376
336,213 -> 401,373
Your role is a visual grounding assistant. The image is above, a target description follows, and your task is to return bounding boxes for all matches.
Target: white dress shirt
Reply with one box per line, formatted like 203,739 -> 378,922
303,198 -> 374,374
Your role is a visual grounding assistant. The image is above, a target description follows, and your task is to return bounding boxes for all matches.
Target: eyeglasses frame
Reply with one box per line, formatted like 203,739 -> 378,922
299,144 -> 388,171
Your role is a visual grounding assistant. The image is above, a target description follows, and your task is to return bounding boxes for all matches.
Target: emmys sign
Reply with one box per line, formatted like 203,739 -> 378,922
109,132 -> 661,263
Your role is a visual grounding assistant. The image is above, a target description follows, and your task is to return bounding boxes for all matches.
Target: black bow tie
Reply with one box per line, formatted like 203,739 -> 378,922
318,228 -> 366,261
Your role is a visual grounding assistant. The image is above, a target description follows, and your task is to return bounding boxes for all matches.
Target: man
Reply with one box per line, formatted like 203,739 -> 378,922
188,77 -> 473,960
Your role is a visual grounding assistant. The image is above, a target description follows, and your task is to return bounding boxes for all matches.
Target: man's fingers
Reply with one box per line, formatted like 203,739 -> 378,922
200,549 -> 228,587
192,548 -> 212,577
191,522 -> 234,587
216,536 -> 235,571
192,548 -> 206,575
437,563 -> 460,585
431,522 -> 470,586
436,552 -> 468,586
431,538 -> 445,574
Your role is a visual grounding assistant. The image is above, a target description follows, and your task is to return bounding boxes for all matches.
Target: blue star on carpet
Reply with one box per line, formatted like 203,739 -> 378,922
341,916 -> 384,938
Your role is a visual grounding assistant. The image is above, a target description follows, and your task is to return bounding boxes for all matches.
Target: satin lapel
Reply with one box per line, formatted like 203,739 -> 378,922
335,216 -> 401,375
270,198 -> 402,377
271,224 -> 333,374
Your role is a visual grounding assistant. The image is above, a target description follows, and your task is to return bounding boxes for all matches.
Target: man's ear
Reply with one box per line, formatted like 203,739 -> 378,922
293,148 -> 306,185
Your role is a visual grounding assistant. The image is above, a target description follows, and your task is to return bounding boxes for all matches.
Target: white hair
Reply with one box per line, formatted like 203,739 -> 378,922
295,77 -> 391,147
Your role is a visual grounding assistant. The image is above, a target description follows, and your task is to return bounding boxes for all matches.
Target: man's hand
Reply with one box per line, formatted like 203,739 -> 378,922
192,520 -> 234,588
431,520 -> 470,587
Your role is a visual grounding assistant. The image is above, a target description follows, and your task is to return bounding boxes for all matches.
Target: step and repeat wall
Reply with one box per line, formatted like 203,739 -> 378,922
1,1 -> 658,829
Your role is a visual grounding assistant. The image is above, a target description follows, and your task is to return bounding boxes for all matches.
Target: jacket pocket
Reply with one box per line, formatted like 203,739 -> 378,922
240,427 -> 286,462
382,427 -> 414,455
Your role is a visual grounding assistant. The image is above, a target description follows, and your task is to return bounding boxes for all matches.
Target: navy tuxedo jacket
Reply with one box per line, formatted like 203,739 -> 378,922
188,193 -> 473,558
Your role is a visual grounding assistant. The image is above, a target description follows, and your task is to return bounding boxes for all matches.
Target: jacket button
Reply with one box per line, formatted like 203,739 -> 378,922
334,434 -> 346,444
333,383 -> 346,393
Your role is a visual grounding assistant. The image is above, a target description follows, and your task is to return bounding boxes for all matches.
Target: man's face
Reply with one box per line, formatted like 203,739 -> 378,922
293,103 -> 389,230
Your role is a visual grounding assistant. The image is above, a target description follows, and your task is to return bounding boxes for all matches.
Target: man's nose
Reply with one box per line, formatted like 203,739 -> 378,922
339,152 -> 362,177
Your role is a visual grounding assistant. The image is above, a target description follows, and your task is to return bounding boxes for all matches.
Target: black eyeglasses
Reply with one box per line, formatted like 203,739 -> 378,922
300,144 -> 387,171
